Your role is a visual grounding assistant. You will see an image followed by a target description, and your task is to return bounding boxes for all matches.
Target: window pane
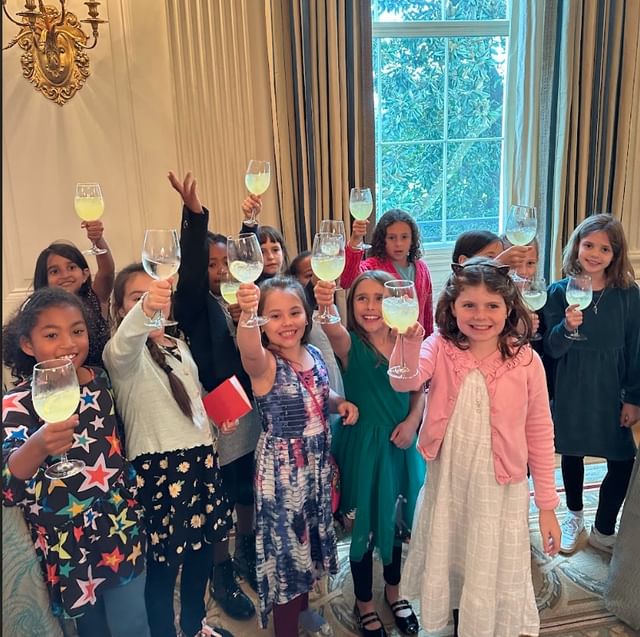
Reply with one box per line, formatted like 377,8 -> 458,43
448,36 -> 506,139
445,140 -> 501,240
378,142 -> 444,244
446,0 -> 507,21
372,0 -> 441,22
374,37 -> 445,143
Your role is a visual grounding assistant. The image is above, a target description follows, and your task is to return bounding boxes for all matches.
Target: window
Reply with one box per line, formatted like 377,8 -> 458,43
372,1 -> 509,247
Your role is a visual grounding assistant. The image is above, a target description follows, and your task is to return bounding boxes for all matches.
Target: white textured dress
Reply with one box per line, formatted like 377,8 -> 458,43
401,369 -> 539,637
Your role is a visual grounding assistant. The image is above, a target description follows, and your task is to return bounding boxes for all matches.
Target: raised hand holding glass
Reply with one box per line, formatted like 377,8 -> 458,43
244,160 -> 270,227
565,274 -> 592,341
522,276 -> 547,341
227,233 -> 267,327
311,232 -> 345,324
383,280 -> 419,379
75,183 -> 107,256
505,205 -> 537,246
349,187 -> 373,251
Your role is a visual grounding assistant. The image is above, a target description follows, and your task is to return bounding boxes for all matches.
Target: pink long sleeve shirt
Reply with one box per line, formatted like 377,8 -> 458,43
340,244 -> 434,336
390,332 -> 559,511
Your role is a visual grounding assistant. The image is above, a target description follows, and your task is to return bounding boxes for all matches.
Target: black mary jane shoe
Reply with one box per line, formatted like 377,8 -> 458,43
383,592 -> 419,636
354,604 -> 388,637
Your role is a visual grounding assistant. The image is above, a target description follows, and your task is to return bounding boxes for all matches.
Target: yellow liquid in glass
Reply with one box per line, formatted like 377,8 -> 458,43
382,297 -> 419,333
311,255 -> 345,281
245,173 -> 270,195
74,197 -> 104,221
33,387 -> 80,423
229,261 -> 263,283
220,281 -> 240,304
505,227 -> 536,246
350,201 -> 373,220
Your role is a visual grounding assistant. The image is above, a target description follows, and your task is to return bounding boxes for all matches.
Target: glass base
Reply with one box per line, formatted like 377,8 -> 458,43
45,459 -> 85,480
357,243 -> 371,251
530,332 -> 542,341
240,315 -> 269,328
243,219 -> 258,227
387,365 -> 418,380
162,319 -> 178,328
82,246 -> 108,256
313,310 -> 341,325
565,332 -> 587,341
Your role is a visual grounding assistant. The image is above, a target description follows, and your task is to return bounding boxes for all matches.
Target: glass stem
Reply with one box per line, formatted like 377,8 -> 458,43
400,334 -> 406,370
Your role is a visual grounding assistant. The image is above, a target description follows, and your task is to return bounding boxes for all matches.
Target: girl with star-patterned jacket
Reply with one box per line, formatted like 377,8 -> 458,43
2,287 -> 149,637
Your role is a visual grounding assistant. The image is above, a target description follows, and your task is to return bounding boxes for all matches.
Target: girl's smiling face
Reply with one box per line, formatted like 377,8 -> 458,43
46,254 -> 90,295
351,278 -> 387,335
577,230 -> 613,284
20,305 -> 89,371
260,288 -> 307,350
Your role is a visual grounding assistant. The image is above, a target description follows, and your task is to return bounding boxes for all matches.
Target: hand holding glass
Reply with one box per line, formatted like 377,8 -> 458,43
311,233 -> 345,324
349,187 -> 373,250
383,280 -> 419,379
522,276 -> 547,341
505,205 -> 537,246
75,183 -> 107,256
227,233 -> 267,327
142,229 -> 181,328
32,359 -> 84,480
565,274 -> 592,341
244,160 -> 270,227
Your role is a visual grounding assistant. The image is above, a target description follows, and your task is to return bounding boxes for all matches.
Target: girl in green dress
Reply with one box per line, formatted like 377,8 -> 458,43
314,271 -> 426,637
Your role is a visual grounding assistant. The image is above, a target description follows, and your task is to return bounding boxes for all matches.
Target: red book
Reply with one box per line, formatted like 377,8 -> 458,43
203,375 -> 253,426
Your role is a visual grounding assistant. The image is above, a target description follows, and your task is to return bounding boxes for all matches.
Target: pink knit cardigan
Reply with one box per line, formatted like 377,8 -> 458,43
340,244 -> 434,336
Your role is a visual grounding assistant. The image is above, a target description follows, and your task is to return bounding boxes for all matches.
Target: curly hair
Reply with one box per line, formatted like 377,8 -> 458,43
562,214 -> 635,287
435,256 -> 532,359
2,288 -> 88,380
33,242 -> 92,297
368,209 -> 422,263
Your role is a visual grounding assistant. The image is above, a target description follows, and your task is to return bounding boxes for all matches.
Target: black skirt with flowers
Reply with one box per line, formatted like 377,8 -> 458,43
132,444 -> 233,565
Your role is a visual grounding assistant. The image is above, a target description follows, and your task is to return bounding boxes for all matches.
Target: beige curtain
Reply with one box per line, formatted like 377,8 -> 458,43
264,0 -> 374,252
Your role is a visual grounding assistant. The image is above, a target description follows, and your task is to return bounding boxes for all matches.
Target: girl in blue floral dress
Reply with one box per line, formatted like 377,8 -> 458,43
236,276 -> 359,636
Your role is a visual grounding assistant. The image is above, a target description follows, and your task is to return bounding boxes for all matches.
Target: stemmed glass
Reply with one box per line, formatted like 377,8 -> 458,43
505,205 -> 537,246
320,220 -> 345,241
32,359 -> 84,480
311,232 -> 345,324
565,274 -> 592,341
141,229 -> 181,328
75,183 -> 107,256
349,187 -> 373,251
383,280 -> 419,379
227,233 -> 267,328
521,276 -> 547,341
219,271 -> 241,306
244,160 -> 271,227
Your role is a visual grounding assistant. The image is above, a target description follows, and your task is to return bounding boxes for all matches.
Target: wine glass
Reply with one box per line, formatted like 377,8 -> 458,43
320,220 -> 345,241
311,232 -> 345,324
383,280 -> 419,379
565,274 -> 592,341
349,187 -> 373,251
141,229 -> 181,329
32,359 -> 84,480
505,205 -> 537,246
219,271 -> 241,306
75,183 -> 107,256
227,233 -> 267,328
522,276 -> 547,341
244,160 -> 271,227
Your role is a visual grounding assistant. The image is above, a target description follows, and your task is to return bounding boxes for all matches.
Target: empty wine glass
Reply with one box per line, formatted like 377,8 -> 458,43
349,187 -> 373,251
75,183 -> 107,256
383,280 -> 419,379
244,160 -> 271,227
311,232 -> 345,324
505,205 -> 537,246
565,274 -> 592,341
522,276 -> 547,341
32,359 -> 84,480
141,229 -> 181,328
227,233 -> 267,327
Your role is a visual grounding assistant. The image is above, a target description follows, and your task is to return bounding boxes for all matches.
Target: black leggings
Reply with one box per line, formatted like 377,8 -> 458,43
561,455 -> 635,535
350,544 -> 403,603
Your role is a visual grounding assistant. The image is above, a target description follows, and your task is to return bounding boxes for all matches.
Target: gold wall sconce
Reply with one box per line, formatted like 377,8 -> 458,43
2,0 -> 107,105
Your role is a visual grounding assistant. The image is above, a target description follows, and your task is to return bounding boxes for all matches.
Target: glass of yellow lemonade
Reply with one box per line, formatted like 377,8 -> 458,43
75,183 -> 107,256
383,279 -> 419,379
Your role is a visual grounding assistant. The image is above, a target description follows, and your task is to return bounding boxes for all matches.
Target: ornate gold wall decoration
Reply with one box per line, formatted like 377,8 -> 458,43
2,1 -> 107,106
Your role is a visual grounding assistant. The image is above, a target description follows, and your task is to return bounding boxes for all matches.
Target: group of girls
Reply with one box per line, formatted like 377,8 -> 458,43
2,175 -> 638,637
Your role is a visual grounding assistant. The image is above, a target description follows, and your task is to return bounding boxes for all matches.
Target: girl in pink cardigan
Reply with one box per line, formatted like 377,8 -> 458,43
390,257 -> 560,637
341,209 -> 434,336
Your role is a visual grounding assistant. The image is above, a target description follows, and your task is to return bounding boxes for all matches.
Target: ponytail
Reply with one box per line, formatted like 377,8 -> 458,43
146,340 -> 193,420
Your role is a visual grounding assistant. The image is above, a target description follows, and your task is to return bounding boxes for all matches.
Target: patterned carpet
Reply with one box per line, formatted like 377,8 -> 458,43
202,462 -> 639,637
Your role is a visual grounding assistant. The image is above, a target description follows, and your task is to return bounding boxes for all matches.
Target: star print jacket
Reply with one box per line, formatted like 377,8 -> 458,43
2,367 -> 146,618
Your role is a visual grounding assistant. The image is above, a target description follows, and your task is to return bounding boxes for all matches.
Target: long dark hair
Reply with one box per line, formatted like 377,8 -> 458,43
369,209 -> 422,263
562,214 -> 635,287
435,257 -> 532,359
2,288 -> 88,380
112,263 -> 193,419
33,242 -> 92,297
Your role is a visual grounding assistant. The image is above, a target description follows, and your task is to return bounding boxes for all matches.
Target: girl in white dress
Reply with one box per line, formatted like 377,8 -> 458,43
389,258 -> 561,637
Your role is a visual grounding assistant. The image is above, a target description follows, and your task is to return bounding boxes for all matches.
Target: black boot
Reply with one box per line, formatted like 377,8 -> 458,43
210,558 -> 255,620
233,533 -> 258,592
453,609 -> 459,637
